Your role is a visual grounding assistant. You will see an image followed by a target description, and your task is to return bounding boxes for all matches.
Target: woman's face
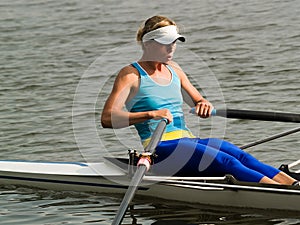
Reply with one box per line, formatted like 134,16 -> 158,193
142,40 -> 177,63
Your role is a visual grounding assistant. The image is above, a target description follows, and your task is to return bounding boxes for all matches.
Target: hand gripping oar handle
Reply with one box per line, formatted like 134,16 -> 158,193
112,119 -> 167,225
191,108 -> 300,123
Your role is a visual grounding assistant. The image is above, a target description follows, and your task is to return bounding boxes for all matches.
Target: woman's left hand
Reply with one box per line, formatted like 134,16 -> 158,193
195,99 -> 214,118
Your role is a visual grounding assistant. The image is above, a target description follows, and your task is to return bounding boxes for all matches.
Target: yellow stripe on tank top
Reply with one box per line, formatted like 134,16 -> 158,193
142,130 -> 195,147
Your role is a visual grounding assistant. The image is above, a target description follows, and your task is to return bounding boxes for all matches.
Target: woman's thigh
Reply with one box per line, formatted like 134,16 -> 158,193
153,138 -> 265,182
154,138 -> 231,177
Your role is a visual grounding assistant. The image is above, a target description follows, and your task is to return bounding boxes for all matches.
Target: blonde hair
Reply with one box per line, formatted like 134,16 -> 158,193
136,15 -> 177,42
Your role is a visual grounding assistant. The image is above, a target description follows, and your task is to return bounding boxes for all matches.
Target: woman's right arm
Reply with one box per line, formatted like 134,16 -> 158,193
101,66 -> 172,128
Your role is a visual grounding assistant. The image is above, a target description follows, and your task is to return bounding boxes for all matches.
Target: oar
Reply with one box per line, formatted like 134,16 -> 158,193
212,108 -> 300,123
112,119 -> 167,225
190,108 -> 300,123
240,127 -> 300,149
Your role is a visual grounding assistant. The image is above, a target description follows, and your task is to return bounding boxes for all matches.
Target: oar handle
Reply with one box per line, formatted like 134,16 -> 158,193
212,108 -> 216,116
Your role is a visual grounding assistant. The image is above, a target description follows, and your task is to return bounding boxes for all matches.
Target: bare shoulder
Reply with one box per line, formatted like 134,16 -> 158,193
118,64 -> 139,80
112,64 -> 140,90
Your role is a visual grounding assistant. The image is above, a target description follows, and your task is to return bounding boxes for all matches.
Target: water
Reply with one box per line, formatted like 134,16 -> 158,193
1,0 -> 299,224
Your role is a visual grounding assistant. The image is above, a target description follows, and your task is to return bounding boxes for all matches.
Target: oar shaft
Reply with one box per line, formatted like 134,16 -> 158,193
112,119 -> 167,225
112,166 -> 147,225
214,109 -> 300,123
145,119 -> 168,153
240,127 -> 300,149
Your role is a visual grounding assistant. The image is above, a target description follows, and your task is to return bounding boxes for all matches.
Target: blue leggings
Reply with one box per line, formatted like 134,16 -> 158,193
152,138 -> 280,182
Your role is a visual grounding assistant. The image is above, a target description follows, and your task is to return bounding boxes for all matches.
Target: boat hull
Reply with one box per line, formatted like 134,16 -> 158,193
0,160 -> 299,212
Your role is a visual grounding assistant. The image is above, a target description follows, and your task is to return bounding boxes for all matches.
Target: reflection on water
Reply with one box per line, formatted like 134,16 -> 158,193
1,185 -> 299,225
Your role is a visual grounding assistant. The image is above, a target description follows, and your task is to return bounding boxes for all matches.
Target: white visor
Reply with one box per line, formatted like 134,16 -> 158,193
142,25 -> 185,45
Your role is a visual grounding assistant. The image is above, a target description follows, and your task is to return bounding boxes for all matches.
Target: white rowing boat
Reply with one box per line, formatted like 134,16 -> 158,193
0,157 -> 299,212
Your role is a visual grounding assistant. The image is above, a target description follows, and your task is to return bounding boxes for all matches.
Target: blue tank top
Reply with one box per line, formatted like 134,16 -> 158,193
125,62 -> 193,143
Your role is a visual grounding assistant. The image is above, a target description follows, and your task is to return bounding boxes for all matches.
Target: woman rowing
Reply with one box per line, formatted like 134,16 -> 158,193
101,15 -> 299,186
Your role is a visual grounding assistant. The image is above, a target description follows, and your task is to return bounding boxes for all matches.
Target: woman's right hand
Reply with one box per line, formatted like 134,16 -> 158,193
150,109 -> 173,124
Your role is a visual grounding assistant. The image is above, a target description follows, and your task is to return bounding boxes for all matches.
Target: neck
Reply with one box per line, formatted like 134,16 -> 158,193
138,60 -> 165,71
137,60 -> 172,85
